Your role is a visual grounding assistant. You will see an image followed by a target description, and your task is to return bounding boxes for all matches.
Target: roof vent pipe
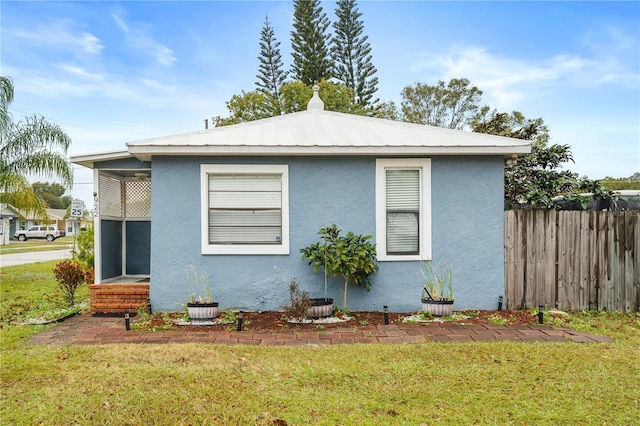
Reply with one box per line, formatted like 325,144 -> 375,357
307,84 -> 324,111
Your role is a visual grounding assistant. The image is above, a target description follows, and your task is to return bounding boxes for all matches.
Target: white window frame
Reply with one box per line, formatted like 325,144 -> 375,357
375,158 -> 431,261
200,164 -> 289,255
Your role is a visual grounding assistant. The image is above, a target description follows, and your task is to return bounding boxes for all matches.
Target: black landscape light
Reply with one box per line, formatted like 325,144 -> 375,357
125,312 -> 130,331
383,306 -> 389,325
498,296 -> 504,311
538,305 -> 544,324
236,311 -> 244,332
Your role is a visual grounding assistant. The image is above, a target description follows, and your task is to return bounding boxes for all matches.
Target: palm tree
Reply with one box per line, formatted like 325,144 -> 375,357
0,76 -> 73,219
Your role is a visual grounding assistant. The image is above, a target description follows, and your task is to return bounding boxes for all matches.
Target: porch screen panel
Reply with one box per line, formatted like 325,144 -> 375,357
125,179 -> 151,218
386,169 -> 420,255
99,175 -> 123,218
208,174 -> 282,244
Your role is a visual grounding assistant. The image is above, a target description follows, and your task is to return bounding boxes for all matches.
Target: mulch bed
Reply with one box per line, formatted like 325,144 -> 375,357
135,309 -> 540,332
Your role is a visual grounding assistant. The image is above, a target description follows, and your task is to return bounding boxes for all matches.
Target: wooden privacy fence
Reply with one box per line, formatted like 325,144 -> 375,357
504,210 -> 639,312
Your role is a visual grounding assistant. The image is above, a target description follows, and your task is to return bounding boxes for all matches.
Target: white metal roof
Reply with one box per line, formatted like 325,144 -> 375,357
126,109 -> 530,161
72,90 -> 531,167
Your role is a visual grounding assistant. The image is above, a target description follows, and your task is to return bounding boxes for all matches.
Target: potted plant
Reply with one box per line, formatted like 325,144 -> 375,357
185,265 -> 218,321
300,224 -> 378,313
299,226 -> 334,317
420,261 -> 454,316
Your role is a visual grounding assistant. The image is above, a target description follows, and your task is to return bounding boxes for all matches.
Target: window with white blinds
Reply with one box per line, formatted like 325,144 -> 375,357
386,169 -> 420,255
376,159 -> 431,261
208,174 -> 282,244
201,164 -> 289,255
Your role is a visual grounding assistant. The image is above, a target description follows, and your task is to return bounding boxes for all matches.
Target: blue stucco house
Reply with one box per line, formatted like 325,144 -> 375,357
72,88 -> 530,314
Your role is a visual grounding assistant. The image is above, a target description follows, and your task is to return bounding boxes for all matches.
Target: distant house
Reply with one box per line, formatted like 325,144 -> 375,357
71,88 -> 531,313
0,204 -> 19,245
3,205 -> 88,240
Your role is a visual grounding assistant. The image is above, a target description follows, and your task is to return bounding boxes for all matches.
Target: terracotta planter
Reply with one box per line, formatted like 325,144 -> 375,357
187,302 -> 219,321
308,298 -> 333,318
421,299 -> 454,316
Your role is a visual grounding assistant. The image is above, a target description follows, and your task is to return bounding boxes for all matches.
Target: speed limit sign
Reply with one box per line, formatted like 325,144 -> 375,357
71,200 -> 85,217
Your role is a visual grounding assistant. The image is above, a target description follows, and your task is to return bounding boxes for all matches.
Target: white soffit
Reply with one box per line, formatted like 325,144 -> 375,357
70,150 -> 132,168
124,109 -> 531,160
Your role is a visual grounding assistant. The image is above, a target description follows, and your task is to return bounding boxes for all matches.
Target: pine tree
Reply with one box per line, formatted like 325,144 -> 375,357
255,15 -> 288,116
331,0 -> 379,109
290,0 -> 332,85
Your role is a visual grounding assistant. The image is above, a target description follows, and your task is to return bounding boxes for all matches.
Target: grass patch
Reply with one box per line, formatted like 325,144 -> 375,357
1,263 -> 639,425
0,261 -> 89,324
0,236 -> 74,255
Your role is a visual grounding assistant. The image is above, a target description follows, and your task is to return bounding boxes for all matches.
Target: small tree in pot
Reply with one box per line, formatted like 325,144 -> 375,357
300,224 -> 378,312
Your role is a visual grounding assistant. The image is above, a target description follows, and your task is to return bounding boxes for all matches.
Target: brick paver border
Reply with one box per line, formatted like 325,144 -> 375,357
28,314 -> 613,346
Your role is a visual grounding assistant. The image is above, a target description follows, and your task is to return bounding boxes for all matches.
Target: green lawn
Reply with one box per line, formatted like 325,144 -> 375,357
1,261 -> 639,425
1,236 -> 75,255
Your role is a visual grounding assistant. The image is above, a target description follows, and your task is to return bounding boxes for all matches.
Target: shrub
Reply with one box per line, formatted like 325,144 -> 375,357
282,278 -> 312,320
84,268 -> 95,285
75,224 -> 94,269
53,260 -> 86,306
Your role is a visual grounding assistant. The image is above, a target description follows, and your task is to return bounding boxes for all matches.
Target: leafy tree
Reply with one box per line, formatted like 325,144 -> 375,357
214,80 -> 364,126
213,90 -> 271,127
280,80 -> 364,114
372,101 -> 400,121
472,109 -> 612,209
32,181 -> 72,209
331,0 -> 379,109
300,224 -> 378,311
291,0 -> 333,85
472,107 -> 549,147
0,76 -> 12,131
504,143 -> 583,209
255,15 -> 288,116
0,76 -> 73,219
600,173 -> 640,190
401,78 -> 484,129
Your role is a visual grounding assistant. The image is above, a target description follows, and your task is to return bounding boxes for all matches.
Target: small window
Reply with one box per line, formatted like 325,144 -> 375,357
201,164 -> 289,255
385,169 -> 420,255
376,159 -> 431,261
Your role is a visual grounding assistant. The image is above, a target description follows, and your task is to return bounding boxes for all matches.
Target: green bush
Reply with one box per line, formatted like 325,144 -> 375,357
53,260 -> 86,306
75,224 -> 94,269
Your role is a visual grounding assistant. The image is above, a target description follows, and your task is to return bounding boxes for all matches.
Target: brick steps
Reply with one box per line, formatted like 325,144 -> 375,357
89,283 -> 150,314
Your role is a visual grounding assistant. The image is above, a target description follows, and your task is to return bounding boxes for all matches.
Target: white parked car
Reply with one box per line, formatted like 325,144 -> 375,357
14,225 -> 66,242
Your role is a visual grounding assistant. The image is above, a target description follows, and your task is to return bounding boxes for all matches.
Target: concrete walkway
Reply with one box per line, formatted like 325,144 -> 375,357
29,313 -> 613,346
0,248 -> 72,267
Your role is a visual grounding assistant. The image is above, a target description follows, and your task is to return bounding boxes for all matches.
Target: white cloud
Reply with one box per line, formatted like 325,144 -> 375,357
111,12 -> 177,67
409,26 -> 639,110
78,32 -> 103,54
111,13 -> 129,33
5,21 -> 103,55
56,64 -> 104,80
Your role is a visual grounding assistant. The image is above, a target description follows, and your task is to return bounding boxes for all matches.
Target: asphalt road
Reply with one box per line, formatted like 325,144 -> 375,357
0,247 -> 72,267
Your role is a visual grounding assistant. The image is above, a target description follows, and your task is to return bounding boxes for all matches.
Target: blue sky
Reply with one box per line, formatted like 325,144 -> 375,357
2,1 -> 639,206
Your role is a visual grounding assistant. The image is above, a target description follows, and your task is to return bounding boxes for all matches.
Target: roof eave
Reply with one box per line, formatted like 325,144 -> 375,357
128,144 -> 531,162
70,150 -> 132,169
